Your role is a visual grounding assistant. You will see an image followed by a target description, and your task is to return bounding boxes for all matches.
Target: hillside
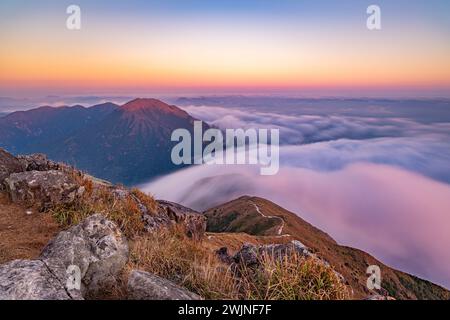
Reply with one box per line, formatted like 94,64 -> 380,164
0,149 -> 348,300
1,148 -> 449,300
204,196 -> 450,300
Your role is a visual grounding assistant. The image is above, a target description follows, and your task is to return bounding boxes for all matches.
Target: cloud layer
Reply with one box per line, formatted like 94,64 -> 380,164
141,161 -> 450,289
141,100 -> 450,289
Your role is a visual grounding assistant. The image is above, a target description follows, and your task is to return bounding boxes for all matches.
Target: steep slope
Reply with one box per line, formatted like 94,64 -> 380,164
204,196 -> 450,300
53,98 -> 208,185
0,102 -> 118,154
1,145 -> 448,300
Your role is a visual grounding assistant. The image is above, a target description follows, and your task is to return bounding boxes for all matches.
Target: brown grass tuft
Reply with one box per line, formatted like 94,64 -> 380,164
49,176 -> 157,238
239,252 -> 349,300
128,227 -> 350,300
130,188 -> 158,213
128,226 -> 240,299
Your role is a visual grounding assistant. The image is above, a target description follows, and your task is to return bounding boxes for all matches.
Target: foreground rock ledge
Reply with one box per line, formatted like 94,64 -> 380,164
127,270 -> 202,300
0,214 -> 128,300
4,170 -> 83,210
0,260 -> 72,300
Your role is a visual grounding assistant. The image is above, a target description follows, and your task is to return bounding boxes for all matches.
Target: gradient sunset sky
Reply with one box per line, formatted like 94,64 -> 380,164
1,0 -> 450,97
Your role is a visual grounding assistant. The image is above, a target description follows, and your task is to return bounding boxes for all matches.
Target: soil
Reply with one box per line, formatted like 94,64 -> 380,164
0,192 -> 61,264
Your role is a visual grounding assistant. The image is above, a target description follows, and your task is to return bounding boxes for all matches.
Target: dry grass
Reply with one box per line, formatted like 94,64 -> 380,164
48,174 -> 349,300
128,227 -> 350,300
239,252 -> 349,300
130,188 -> 157,213
129,226 -> 240,299
49,175 -> 157,238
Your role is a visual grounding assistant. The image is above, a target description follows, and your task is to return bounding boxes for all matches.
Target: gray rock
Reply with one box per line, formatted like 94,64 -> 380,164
0,215 -> 128,300
40,214 -> 129,296
107,191 -> 207,240
0,260 -> 72,300
365,294 -> 396,300
127,270 -> 201,300
140,199 -> 172,232
4,170 -> 81,210
158,200 -> 207,240
233,243 -> 260,267
0,148 -> 23,189
17,154 -> 60,172
260,240 -> 313,260
233,241 -> 314,267
110,187 -> 172,232
215,247 -> 234,264
231,241 -> 346,284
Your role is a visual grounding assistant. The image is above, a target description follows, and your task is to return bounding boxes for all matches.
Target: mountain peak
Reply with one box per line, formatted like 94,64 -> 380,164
121,98 -> 174,112
119,98 -> 190,122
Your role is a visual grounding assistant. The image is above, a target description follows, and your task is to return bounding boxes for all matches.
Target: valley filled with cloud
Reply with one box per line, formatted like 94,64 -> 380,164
143,98 -> 450,288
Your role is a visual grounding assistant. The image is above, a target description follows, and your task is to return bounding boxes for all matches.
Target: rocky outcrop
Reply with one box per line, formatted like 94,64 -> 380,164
17,154 -> 60,172
109,190 -> 207,240
0,260 -> 72,300
0,214 -> 128,300
232,241 -> 314,267
0,148 -> 23,189
4,170 -> 84,210
0,148 -> 205,240
227,241 -> 346,285
40,214 -> 129,297
157,200 -> 207,240
127,270 -> 201,300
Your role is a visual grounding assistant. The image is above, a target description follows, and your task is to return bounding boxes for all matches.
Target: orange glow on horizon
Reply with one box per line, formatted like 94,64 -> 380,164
1,12 -> 449,94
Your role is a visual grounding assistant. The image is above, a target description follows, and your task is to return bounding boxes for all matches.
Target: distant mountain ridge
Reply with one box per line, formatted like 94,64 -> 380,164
0,98 -> 206,185
0,102 -> 118,155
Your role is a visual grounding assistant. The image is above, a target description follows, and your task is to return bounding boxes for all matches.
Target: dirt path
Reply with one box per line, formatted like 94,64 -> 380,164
0,193 -> 61,264
251,202 -> 290,237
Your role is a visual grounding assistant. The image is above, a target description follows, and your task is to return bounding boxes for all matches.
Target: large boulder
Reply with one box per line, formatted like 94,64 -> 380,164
0,148 -> 23,189
0,260 -> 73,300
40,214 -> 129,296
0,214 -> 128,300
4,170 -> 83,210
127,270 -> 201,300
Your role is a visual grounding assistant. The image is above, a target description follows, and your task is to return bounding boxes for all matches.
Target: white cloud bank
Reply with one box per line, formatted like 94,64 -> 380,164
139,101 -> 450,289
141,160 -> 450,289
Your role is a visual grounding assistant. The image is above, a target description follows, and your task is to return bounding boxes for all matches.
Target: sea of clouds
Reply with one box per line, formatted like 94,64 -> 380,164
141,98 -> 450,289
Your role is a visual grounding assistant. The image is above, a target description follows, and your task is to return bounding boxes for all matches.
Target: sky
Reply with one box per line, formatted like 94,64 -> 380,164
1,0 -> 450,97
